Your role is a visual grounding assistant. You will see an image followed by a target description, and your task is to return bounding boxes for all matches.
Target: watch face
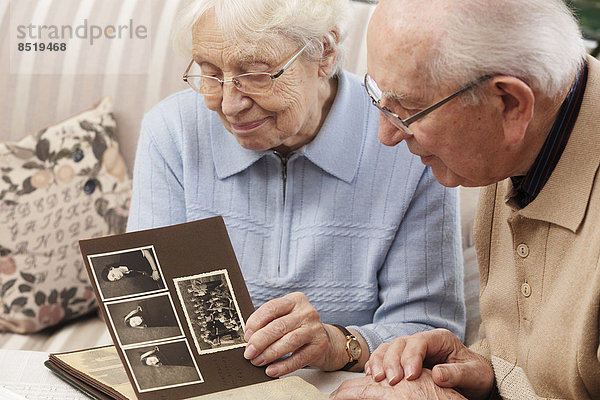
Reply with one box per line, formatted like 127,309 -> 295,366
348,339 -> 361,360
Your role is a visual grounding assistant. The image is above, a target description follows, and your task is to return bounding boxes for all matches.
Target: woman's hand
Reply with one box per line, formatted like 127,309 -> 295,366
142,248 -> 161,281
243,292 -> 351,377
364,329 -> 495,400
151,270 -> 160,281
330,369 -> 467,400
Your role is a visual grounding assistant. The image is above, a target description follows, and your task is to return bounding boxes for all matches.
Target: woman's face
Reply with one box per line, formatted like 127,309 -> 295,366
107,267 -> 124,281
128,316 -> 144,327
144,356 -> 160,366
106,266 -> 129,281
191,10 -> 334,152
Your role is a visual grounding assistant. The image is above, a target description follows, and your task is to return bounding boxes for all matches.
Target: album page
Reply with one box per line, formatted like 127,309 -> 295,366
78,217 -> 272,400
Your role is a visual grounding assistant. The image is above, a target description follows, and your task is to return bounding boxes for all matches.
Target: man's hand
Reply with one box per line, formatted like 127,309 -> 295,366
364,329 -> 495,400
243,292 -> 341,377
330,368 -> 467,399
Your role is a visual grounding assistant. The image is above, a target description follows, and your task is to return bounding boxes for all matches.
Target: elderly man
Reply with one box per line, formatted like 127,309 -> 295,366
331,0 -> 600,399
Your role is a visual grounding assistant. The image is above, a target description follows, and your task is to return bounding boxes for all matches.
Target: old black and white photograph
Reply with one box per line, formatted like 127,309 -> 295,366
123,340 -> 203,392
88,246 -> 166,301
174,270 -> 246,354
105,293 -> 184,347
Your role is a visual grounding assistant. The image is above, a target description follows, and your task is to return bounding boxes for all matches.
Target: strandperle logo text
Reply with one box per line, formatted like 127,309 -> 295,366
16,19 -> 148,46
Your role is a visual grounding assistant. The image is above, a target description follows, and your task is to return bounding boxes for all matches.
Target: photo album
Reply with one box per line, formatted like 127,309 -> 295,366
44,217 -> 326,399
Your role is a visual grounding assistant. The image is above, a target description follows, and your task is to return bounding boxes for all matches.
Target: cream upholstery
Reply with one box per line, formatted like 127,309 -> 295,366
0,0 -> 481,352
0,0 -> 374,170
0,0 -> 188,170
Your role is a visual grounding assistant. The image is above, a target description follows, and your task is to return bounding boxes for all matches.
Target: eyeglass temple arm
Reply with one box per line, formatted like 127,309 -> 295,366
271,41 -> 313,79
404,74 -> 497,125
182,59 -> 194,82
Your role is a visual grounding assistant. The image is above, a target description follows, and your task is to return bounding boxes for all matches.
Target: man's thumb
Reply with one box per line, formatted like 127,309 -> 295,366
432,361 -> 495,400
432,362 -> 485,388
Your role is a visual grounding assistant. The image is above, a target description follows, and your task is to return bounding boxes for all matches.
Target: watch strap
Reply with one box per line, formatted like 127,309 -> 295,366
332,324 -> 359,371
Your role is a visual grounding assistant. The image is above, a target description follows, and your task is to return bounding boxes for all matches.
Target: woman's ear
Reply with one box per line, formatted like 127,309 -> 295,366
489,76 -> 535,145
318,30 -> 339,77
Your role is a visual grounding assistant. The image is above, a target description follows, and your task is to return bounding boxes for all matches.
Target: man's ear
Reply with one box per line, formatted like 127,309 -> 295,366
318,30 -> 339,77
489,76 -> 535,145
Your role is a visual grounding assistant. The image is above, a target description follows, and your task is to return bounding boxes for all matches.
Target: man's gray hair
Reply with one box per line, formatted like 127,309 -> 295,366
172,0 -> 351,77
429,0 -> 587,102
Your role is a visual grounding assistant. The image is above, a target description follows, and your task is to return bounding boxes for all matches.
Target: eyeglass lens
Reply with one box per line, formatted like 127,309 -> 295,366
365,74 -> 413,135
188,72 -> 273,95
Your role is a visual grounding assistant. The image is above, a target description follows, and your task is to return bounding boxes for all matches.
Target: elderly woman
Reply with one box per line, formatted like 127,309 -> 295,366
127,0 -> 465,377
99,248 -> 161,282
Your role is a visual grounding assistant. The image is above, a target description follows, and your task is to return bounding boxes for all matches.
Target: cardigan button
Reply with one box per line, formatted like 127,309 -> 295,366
516,244 -> 529,258
521,282 -> 532,298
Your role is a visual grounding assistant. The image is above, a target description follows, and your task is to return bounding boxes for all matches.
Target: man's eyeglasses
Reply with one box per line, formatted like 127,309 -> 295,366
364,73 -> 496,135
183,42 -> 312,96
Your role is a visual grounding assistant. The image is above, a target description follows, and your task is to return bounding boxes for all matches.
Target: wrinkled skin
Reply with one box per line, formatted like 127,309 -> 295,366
361,329 -> 495,400
330,368 -> 467,400
243,292 -> 351,377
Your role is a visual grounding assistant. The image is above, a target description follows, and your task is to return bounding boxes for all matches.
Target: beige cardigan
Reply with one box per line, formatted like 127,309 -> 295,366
472,55 -> 600,400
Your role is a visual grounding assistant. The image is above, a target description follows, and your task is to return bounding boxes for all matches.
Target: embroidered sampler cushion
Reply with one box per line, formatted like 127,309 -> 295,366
0,97 -> 131,333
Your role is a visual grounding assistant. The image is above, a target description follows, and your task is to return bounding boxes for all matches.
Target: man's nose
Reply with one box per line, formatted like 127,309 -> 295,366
377,113 -> 411,146
221,83 -> 252,116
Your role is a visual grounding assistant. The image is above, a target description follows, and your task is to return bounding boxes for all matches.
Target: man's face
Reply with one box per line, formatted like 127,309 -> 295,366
366,0 -> 505,187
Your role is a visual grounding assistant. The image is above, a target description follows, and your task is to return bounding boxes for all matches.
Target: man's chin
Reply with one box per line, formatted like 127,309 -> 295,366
430,167 -> 462,188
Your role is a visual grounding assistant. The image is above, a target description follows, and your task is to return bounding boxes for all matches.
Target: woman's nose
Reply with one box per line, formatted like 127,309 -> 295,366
220,84 -> 252,116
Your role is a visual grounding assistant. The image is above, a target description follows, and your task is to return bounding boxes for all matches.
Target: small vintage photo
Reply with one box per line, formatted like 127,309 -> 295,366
123,340 -> 203,392
88,246 -> 166,301
174,270 -> 246,354
104,293 -> 184,347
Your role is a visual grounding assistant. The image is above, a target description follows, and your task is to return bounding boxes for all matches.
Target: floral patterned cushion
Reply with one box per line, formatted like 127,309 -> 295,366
0,97 -> 131,333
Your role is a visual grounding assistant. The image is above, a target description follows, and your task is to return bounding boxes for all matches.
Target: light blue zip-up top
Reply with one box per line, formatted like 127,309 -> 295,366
127,71 -> 465,352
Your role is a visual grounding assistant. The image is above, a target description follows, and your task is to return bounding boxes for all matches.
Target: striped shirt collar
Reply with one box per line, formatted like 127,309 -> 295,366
511,62 -> 588,208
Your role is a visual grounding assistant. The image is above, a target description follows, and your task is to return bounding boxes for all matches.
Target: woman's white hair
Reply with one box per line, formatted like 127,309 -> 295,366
423,0 -> 588,102
172,0 -> 351,77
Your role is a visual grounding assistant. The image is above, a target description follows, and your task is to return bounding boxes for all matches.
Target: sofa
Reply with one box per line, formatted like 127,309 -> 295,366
0,0 -> 483,353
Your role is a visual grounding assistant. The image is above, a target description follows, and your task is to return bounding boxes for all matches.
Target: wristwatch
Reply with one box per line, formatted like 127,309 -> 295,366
332,324 -> 361,371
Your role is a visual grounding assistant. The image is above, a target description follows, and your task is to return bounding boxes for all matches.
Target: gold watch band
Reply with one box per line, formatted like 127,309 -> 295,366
332,324 -> 360,371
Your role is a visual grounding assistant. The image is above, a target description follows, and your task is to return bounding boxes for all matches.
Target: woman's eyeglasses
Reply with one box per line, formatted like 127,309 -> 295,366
183,42 -> 311,95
